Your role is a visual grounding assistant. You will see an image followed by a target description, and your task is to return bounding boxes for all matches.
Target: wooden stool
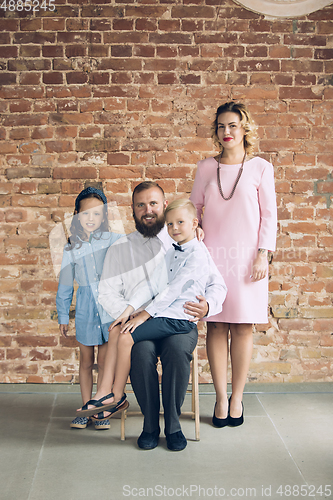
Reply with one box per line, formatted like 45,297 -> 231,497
120,346 -> 200,441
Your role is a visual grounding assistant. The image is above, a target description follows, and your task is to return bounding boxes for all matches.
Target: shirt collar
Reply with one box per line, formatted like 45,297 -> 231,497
174,237 -> 198,252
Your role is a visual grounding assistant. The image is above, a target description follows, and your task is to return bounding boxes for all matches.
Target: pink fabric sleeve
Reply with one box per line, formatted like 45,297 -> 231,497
190,162 -> 205,225
258,162 -> 277,252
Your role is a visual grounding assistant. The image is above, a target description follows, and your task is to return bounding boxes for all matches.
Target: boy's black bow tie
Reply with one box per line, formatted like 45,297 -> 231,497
172,243 -> 184,252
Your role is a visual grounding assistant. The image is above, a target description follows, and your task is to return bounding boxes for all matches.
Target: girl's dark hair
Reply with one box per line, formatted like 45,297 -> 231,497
211,101 -> 257,154
66,188 -> 109,251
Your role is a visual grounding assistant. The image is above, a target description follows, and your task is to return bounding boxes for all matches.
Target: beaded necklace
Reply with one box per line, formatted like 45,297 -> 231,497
216,151 -> 246,201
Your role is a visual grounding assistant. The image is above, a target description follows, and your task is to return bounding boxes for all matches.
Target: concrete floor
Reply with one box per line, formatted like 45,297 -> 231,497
0,383 -> 332,500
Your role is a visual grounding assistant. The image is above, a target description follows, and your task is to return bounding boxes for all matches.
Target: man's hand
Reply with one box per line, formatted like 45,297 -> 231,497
59,324 -> 68,337
120,310 -> 151,334
109,305 -> 134,332
184,295 -> 209,322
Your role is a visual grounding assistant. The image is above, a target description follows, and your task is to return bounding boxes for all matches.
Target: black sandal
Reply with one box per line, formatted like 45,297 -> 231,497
76,392 -> 115,417
91,399 -> 129,421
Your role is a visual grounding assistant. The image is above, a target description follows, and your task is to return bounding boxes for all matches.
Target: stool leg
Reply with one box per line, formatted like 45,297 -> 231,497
121,409 -> 126,441
192,347 -> 200,441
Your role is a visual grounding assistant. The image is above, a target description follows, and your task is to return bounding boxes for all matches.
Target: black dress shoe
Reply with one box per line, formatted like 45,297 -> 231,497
137,428 -> 160,450
228,401 -> 244,427
166,430 -> 187,451
212,403 -> 229,428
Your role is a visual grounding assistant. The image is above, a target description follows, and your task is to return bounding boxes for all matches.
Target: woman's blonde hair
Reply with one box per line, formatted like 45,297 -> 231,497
165,198 -> 197,219
211,101 -> 258,154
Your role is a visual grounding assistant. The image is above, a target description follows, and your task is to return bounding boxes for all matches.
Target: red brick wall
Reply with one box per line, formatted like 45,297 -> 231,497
0,0 -> 332,383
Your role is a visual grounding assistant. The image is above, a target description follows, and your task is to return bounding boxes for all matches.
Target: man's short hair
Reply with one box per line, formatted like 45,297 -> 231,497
165,198 -> 197,219
132,181 -> 165,204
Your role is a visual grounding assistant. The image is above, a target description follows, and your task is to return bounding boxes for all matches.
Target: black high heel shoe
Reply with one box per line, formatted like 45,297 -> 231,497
228,397 -> 244,427
212,402 -> 229,428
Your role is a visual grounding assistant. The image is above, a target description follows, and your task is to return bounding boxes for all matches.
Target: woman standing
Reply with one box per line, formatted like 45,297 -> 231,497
190,102 -> 277,427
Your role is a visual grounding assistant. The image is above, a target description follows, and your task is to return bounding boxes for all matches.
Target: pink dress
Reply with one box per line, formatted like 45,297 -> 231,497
190,156 -> 277,324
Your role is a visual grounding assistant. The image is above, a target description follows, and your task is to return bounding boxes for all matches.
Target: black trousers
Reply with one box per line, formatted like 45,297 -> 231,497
130,327 -> 198,436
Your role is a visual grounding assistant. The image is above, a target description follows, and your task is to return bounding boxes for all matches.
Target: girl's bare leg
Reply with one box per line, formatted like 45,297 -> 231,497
77,325 -> 121,410
206,322 -> 229,419
92,324 -> 121,401
112,332 -> 134,402
229,323 -> 253,418
78,344 -> 95,405
96,342 -> 108,391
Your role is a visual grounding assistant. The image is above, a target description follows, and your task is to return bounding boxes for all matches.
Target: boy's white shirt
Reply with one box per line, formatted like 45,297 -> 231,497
129,236 -> 227,321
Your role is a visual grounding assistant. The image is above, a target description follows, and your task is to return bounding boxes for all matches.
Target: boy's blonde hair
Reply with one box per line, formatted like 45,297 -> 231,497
165,198 -> 197,219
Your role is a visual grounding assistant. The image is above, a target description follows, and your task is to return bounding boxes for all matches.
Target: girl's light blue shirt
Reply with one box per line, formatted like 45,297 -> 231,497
56,231 -> 123,345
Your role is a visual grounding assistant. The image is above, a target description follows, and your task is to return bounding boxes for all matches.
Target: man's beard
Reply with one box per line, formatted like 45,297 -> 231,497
133,212 -> 165,238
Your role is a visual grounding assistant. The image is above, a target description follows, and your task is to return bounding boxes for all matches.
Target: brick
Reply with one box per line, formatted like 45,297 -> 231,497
113,19 -> 134,30
284,34 -> 326,46
281,60 -> 323,73
45,141 -> 73,153
135,19 -> 157,32
159,20 -> 181,31
31,127 -> 53,140
16,335 -> 57,347
90,20 -> 111,31
238,60 -> 280,72
0,73 -> 17,85
53,167 -> 97,179
315,48 -> 333,60
49,113 -> 92,125
4,114 -> 47,128
171,6 -> 215,18
9,129 -> 29,141
246,46 -> 268,58
146,166 -> 191,179
111,72 -> 132,84
14,32 -> 56,45
88,45 -> 109,58
295,74 -> 317,86
107,153 -> 130,165
318,21 -> 333,34
150,33 -> 192,45
65,45 -> 86,58
44,18 -> 66,31
66,72 -> 88,85
111,45 -> 132,58
279,319 -> 313,331
125,5 -> 168,17
19,73 -> 41,86
43,73 -> 64,85
300,307 -> 333,319
76,138 -> 119,152
1,46 -> 18,58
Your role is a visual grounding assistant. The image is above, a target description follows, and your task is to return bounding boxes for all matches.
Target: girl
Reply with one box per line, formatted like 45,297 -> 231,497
190,102 -> 277,427
56,187 -> 122,429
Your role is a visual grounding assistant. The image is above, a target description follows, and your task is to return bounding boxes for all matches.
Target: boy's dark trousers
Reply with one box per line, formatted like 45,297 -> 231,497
130,327 -> 198,436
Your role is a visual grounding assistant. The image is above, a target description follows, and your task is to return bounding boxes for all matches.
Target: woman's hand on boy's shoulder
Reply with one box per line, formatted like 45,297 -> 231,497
59,324 -> 69,337
196,226 -> 204,242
